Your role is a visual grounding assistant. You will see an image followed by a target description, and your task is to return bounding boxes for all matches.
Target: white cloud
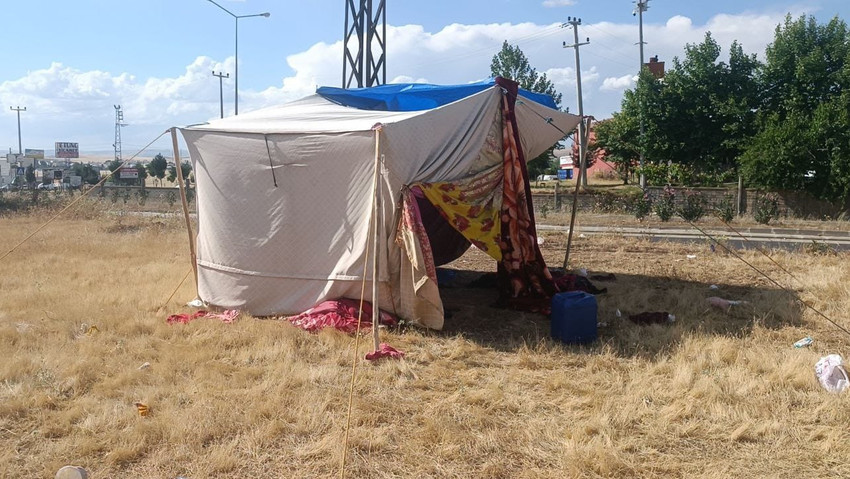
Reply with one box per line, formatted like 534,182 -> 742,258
601,74 -> 636,91
542,0 -> 576,7
0,9 -> 796,153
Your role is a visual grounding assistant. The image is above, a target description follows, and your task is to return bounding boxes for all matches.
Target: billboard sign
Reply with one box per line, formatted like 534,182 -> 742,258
559,155 -> 574,169
119,167 -> 139,179
25,149 -> 44,159
55,142 -> 79,159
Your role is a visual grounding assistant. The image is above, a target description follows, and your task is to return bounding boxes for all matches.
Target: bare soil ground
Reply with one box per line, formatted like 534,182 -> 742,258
1,212 -> 849,478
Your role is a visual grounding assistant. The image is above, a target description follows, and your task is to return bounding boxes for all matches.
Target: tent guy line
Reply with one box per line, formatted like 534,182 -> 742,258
687,220 -> 850,339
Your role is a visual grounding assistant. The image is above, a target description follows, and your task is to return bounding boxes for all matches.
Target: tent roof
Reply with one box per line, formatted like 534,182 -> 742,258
316,78 -> 559,111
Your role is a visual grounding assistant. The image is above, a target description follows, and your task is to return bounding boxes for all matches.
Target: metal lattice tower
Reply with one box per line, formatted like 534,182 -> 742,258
343,0 -> 386,88
113,105 -> 126,162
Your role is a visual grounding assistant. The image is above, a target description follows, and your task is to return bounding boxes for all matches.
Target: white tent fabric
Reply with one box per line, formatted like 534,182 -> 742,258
180,86 -> 580,328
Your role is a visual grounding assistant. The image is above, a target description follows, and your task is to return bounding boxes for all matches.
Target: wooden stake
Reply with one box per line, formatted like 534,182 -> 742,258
170,128 -> 198,296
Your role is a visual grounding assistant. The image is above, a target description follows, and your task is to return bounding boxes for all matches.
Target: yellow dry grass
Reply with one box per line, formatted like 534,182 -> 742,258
1,211 -> 850,478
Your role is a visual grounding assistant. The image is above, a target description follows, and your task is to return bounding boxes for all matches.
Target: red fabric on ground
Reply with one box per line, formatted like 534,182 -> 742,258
286,299 -> 397,334
365,343 -> 405,361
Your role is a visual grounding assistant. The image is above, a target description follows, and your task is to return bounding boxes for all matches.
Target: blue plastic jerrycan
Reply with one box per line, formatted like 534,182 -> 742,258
551,291 -> 598,344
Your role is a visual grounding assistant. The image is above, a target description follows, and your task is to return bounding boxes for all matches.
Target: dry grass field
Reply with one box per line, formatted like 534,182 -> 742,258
1,204 -> 850,478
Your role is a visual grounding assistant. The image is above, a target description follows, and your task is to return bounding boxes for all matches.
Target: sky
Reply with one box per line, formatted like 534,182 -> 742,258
0,0 -> 847,158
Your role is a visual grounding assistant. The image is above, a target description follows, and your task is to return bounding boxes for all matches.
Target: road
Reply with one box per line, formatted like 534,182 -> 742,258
537,223 -> 850,252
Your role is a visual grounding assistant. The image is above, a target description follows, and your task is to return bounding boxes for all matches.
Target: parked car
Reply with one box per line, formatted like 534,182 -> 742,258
37,183 -> 58,190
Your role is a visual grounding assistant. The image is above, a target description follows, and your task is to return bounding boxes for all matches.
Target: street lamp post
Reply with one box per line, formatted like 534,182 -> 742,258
10,106 -> 26,154
206,0 -> 270,116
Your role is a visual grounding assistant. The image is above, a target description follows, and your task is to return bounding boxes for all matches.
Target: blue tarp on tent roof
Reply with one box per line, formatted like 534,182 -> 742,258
316,78 -> 559,112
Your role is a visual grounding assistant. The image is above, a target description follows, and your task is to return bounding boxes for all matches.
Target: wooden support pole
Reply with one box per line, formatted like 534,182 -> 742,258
370,130 -> 383,353
170,128 -> 198,296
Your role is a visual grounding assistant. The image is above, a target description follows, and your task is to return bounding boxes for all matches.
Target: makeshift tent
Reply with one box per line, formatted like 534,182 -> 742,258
179,78 -> 581,329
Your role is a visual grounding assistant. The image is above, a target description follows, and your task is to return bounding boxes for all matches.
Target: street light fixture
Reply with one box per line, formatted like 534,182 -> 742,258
206,0 -> 270,116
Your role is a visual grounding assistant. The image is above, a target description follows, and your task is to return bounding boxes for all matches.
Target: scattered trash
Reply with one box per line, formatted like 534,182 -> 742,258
186,298 -> 205,308
365,343 -> 405,361
709,284 -> 719,290
686,254 -> 697,259
597,321 -> 608,328
707,297 -> 747,311
576,268 -> 588,277
86,325 -> 100,335
628,312 -> 675,325
815,354 -> 849,393
615,309 -> 622,318
710,244 -> 716,253
793,337 -> 813,348
167,309 -> 239,325
134,402 -> 150,417
55,465 -> 88,479
138,362 -> 151,370
578,233 -> 587,239
536,236 -> 545,245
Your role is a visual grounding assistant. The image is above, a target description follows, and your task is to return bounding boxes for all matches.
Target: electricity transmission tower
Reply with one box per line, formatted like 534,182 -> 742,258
342,0 -> 386,88
113,105 -> 127,163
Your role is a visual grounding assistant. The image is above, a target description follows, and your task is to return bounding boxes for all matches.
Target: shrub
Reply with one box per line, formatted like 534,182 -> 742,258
632,193 -> 651,221
713,194 -> 736,223
678,190 -> 705,222
753,194 -> 779,225
166,190 -> 177,208
136,188 -> 149,206
653,186 -> 675,222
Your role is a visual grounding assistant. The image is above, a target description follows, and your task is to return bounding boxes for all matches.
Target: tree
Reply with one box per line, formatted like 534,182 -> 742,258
25,165 -> 36,185
106,159 -> 123,184
741,15 -> 850,202
134,162 -> 148,187
490,40 -> 564,180
610,33 -> 760,186
147,154 -> 168,186
167,161 -> 193,184
490,41 -> 563,106
590,115 -> 639,184
71,163 -> 101,185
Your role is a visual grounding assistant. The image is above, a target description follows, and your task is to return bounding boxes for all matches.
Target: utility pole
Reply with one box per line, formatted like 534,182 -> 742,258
561,17 -> 590,269
563,17 -> 590,188
635,0 -> 649,188
212,71 -> 230,118
10,106 -> 26,154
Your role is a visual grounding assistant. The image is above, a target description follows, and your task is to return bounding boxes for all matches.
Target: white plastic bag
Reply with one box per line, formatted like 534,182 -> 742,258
815,354 -> 850,393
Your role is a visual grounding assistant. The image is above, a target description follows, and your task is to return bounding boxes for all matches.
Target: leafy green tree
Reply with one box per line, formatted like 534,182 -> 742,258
490,40 -> 562,106
167,161 -> 193,184
620,34 -> 760,183
590,115 -> 639,184
147,154 -> 168,186
71,163 -> 100,185
741,15 -> 850,202
490,40 -> 564,180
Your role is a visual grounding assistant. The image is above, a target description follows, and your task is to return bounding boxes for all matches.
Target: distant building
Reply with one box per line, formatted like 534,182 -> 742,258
645,56 -> 665,79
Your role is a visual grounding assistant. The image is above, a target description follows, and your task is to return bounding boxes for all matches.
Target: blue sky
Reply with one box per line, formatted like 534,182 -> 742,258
1,0 -> 847,157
